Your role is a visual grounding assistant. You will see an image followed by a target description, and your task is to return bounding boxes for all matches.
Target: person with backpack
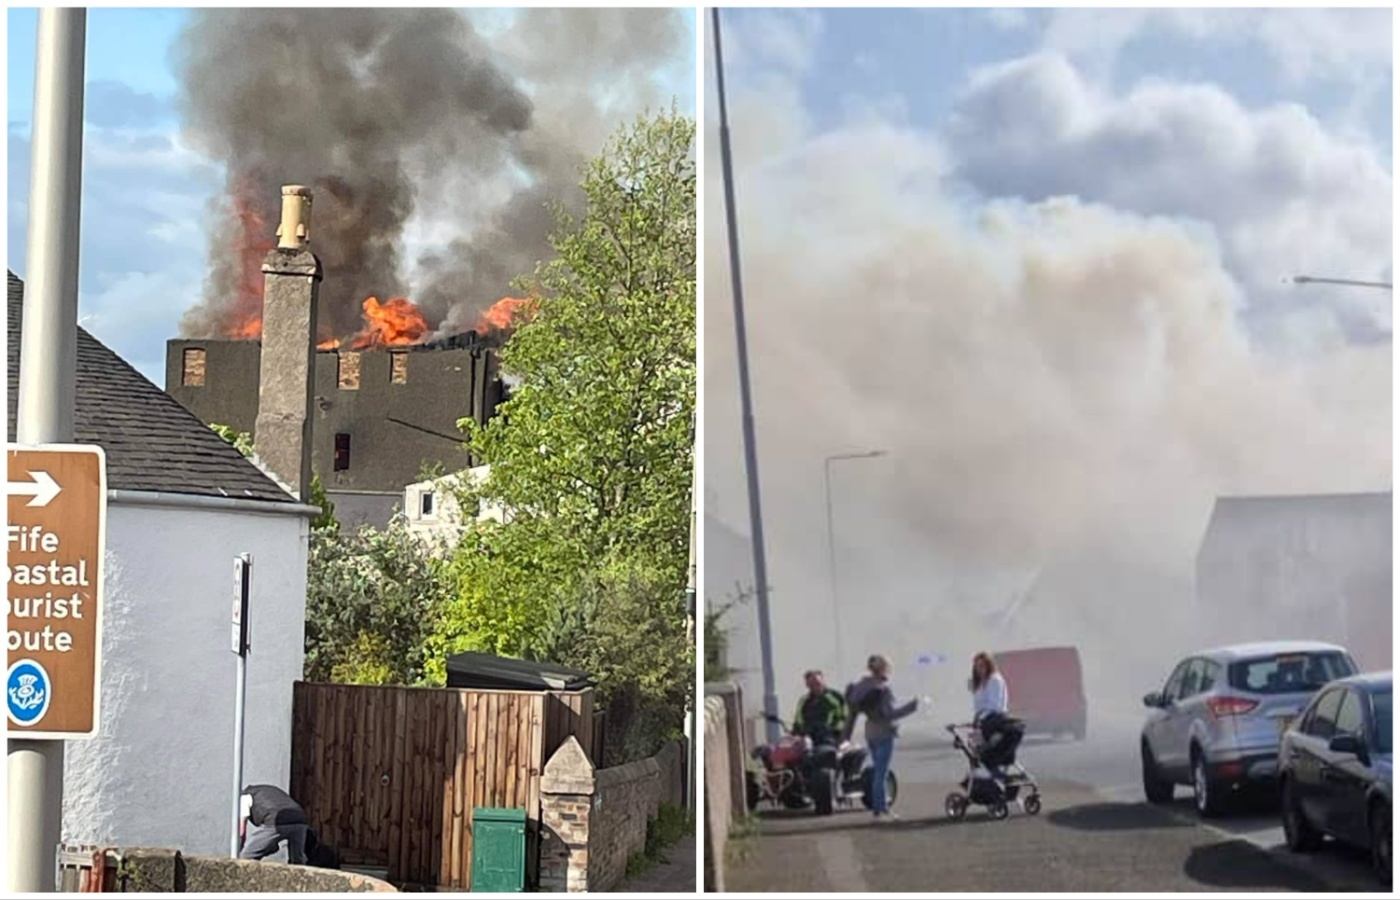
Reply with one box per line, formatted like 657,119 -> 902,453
846,654 -> 918,821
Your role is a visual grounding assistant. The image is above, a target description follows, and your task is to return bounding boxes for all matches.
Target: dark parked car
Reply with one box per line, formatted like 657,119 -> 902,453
1278,671 -> 1391,885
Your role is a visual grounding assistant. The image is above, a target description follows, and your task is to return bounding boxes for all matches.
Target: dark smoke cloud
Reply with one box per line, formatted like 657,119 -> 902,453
175,8 -> 687,339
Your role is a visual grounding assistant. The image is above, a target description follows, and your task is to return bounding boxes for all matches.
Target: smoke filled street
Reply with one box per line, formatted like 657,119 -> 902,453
704,8 -> 1391,892
727,722 -> 1378,893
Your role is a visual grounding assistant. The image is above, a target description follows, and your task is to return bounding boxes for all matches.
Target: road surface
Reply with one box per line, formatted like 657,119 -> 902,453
727,721 -> 1379,892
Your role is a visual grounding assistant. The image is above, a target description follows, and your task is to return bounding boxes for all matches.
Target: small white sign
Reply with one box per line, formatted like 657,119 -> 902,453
231,554 -> 252,656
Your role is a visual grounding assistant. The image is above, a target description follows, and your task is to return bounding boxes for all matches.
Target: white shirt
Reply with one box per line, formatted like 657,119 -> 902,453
972,672 -> 1009,721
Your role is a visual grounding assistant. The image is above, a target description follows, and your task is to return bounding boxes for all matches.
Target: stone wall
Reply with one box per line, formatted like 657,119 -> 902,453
71,848 -> 394,892
653,738 -> 689,809
703,682 -> 748,893
539,736 -> 686,892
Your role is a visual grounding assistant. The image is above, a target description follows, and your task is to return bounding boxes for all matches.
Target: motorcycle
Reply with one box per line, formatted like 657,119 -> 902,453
746,714 -> 897,816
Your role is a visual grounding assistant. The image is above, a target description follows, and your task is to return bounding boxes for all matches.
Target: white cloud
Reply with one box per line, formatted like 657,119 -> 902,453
947,52 -> 1392,345
1039,8 -> 1392,89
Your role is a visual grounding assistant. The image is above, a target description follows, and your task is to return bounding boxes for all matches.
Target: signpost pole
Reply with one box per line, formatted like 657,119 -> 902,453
8,8 -> 86,893
230,554 -> 252,858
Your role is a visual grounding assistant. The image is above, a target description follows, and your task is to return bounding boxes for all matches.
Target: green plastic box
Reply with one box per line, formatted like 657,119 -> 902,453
471,807 -> 527,892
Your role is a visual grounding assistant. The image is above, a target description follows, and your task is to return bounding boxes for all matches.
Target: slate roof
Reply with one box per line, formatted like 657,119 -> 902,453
7,271 -> 294,504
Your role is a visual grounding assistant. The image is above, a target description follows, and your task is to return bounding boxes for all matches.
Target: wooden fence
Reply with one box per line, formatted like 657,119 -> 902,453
289,681 -> 597,890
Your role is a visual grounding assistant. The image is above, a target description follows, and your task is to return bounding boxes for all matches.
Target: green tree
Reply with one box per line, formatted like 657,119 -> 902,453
430,110 -> 696,755
304,518 -> 450,685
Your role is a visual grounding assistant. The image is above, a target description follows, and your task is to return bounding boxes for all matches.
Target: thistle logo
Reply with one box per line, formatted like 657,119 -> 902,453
7,660 -> 52,727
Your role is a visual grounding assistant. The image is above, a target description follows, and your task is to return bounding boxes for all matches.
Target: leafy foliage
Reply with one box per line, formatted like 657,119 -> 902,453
304,518 -> 451,685
430,110 -> 696,755
704,592 -> 747,684
209,422 -> 254,457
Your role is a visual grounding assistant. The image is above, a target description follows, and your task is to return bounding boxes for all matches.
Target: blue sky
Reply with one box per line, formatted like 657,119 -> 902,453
789,8 -> 1390,157
7,8 -> 696,382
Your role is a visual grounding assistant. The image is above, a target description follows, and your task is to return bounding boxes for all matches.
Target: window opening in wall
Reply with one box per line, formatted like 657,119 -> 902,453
390,351 -> 408,384
182,348 -> 206,387
338,352 -> 361,390
420,490 -> 435,517
334,433 -> 351,471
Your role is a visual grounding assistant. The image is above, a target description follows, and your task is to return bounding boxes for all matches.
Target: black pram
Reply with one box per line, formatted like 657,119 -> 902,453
943,717 -> 1041,821
976,711 -> 1025,772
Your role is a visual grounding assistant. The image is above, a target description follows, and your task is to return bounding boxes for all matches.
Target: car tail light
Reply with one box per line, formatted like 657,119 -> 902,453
1207,696 -> 1259,718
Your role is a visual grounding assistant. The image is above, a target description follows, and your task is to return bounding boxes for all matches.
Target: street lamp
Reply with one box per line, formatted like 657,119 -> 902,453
713,8 -> 783,744
1289,275 -> 1393,290
825,450 -> 886,678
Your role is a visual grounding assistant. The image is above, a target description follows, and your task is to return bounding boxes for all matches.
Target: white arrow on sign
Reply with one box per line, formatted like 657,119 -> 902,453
8,470 -> 62,507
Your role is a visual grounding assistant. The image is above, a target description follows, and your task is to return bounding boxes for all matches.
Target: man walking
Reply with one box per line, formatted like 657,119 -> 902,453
239,784 -> 310,864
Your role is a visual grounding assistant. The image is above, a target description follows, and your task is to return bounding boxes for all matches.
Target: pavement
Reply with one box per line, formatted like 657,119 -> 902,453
726,721 -> 1381,892
615,829 -> 697,893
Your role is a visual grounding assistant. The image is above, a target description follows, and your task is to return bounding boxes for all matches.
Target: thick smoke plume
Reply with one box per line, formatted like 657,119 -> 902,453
175,8 -> 686,340
704,48 -> 1391,725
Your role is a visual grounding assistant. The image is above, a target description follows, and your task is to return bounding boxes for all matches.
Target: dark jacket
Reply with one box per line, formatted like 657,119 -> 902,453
243,784 -> 307,827
793,688 -> 848,740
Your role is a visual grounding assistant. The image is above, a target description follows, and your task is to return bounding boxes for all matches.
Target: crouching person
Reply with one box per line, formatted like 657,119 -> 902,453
239,784 -> 311,864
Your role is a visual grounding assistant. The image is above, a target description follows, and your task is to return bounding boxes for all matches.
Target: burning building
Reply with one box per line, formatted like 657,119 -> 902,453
166,185 -> 519,527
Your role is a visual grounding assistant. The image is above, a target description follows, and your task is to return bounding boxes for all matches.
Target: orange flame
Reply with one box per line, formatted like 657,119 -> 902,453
476,296 -> 534,333
225,185 -> 273,339
231,316 -> 263,340
347,296 -> 430,350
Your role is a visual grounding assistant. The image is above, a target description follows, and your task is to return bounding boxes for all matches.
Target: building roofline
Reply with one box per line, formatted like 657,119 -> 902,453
1212,490 -> 1391,504
108,489 -> 322,518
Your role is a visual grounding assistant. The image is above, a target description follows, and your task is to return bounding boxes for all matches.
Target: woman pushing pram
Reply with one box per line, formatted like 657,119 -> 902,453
944,652 -> 1042,820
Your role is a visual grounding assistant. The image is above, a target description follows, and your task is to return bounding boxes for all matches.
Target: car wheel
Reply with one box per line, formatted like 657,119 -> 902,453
1281,776 -> 1322,852
1371,801 -> 1392,886
1192,750 -> 1226,818
1141,741 -> 1174,804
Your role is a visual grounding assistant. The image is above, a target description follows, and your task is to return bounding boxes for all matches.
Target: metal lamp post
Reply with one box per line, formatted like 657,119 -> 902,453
8,9 -> 86,893
824,450 -> 886,678
1289,275 -> 1393,290
713,8 -> 782,744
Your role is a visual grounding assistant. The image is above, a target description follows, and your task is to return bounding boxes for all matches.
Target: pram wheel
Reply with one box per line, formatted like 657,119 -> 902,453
945,793 -> 968,820
1022,794 -> 1042,816
988,800 -> 1010,821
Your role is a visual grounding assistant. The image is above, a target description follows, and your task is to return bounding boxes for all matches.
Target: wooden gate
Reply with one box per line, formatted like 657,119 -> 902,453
289,681 -> 596,889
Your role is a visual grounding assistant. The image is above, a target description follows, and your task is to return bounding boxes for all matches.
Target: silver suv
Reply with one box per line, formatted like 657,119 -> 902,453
1140,641 -> 1358,817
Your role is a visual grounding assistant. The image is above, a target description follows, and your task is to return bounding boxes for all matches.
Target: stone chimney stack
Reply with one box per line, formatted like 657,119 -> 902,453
254,184 -> 321,501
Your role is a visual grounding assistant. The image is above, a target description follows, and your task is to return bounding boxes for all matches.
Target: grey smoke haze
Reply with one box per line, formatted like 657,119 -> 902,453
175,8 -> 687,339
704,31 -> 1391,719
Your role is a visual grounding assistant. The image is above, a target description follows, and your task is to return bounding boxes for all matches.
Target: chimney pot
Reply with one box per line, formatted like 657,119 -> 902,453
276,184 -> 313,249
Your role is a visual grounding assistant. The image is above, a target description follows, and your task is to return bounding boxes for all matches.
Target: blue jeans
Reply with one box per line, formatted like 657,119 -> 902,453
868,735 -> 895,813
